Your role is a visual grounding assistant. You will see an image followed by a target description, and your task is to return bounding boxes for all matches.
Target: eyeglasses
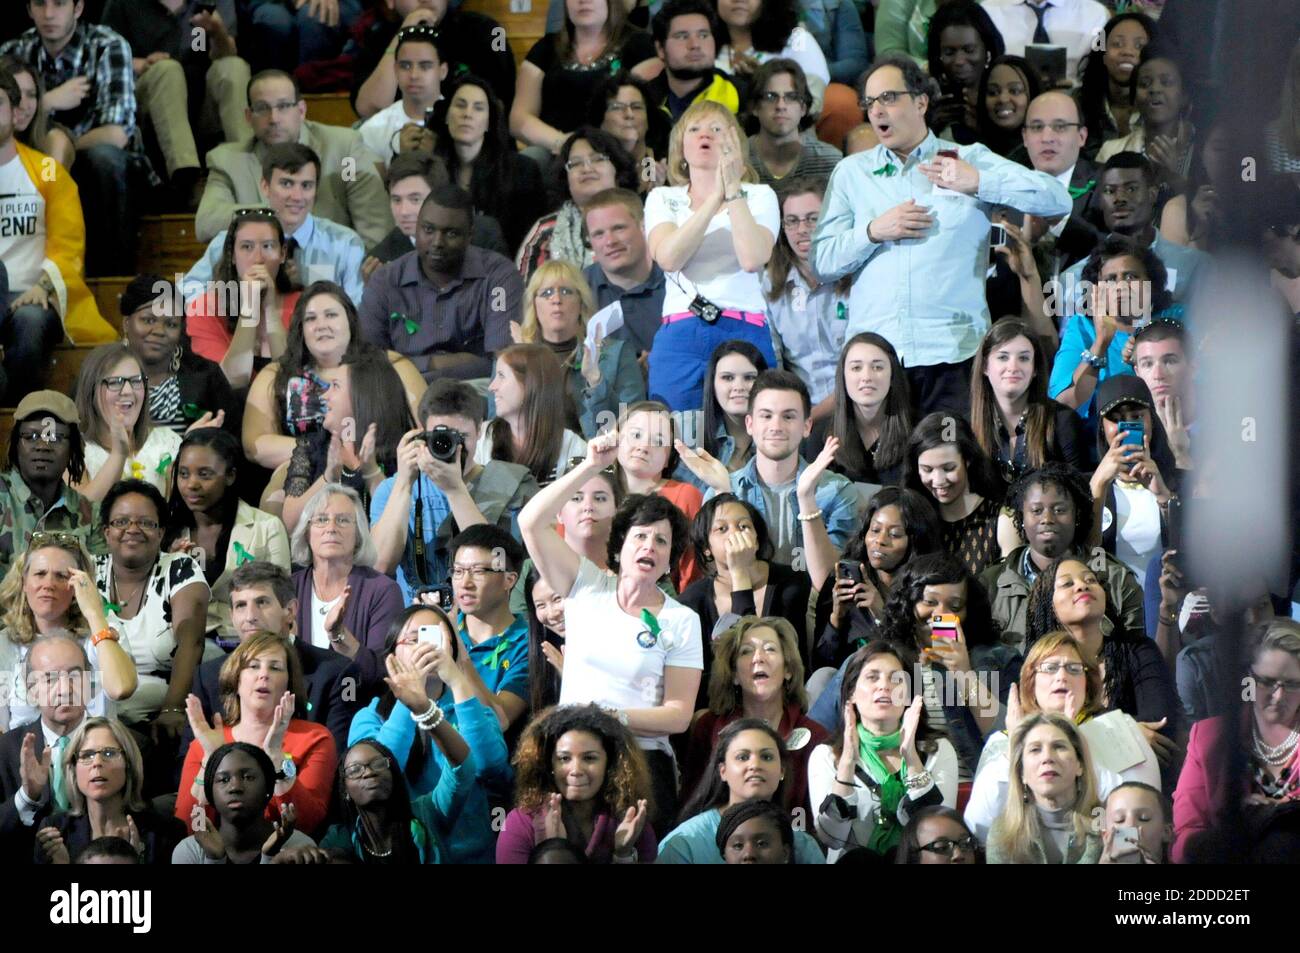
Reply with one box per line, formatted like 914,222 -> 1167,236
108,516 -> 161,532
536,286 -> 577,299
249,100 -> 300,117
450,565 -> 505,582
28,531 -> 81,548
1251,671 -> 1300,695
565,153 -> 611,172
919,836 -> 981,857
309,513 -> 356,528
605,100 -> 646,114
782,213 -> 819,230
1036,661 -> 1086,676
860,89 -> 911,111
100,375 -> 145,393
17,429 -> 70,444
343,755 -> 391,780
75,746 -> 124,765
1024,121 -> 1082,135
759,91 -> 804,105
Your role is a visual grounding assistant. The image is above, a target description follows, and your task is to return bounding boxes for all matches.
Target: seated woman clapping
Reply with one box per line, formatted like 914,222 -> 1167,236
498,704 -> 654,864
986,713 -> 1102,864
657,718 -> 825,864
176,632 -> 337,837
33,717 -> 185,865
172,742 -> 315,864
808,641 -> 958,862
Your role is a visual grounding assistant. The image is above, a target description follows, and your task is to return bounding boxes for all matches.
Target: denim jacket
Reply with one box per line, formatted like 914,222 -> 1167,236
798,0 -> 870,86
711,454 -> 860,553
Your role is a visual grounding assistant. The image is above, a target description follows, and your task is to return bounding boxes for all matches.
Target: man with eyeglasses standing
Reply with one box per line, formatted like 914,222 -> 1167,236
813,54 -> 1071,418
746,59 -> 841,189
0,391 -> 92,582
196,69 -> 389,247
447,524 -> 530,731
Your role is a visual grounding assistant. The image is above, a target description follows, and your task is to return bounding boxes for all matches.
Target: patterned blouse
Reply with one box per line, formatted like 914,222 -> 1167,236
940,495 -> 1003,576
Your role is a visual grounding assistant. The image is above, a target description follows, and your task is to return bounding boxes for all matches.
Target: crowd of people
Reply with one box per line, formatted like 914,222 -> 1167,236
0,0 -> 1296,866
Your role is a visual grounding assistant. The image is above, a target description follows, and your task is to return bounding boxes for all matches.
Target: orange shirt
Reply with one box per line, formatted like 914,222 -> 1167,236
185,290 -> 301,365
659,479 -> 704,591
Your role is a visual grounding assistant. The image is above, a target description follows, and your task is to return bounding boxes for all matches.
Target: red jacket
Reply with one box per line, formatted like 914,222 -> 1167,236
175,720 -> 337,838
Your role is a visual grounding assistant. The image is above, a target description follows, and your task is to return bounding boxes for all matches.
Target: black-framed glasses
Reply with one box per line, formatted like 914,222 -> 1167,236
920,836 -> 981,858
860,89 -> 911,110
1252,671 -> 1300,694
75,746 -> 125,765
536,286 -> 577,299
1024,121 -> 1082,135
100,375 -> 145,393
343,756 -> 392,780
1036,661 -> 1086,676
107,516 -> 161,532
759,91 -> 804,105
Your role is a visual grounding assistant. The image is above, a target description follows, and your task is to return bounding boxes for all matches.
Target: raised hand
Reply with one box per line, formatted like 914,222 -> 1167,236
108,409 -> 132,457
993,219 -> 1039,280
67,569 -> 108,630
20,733 -> 52,800
541,792 -> 567,841
723,525 -> 759,580
194,823 -> 227,861
1155,395 -> 1191,466
673,439 -> 729,494
36,826 -> 70,864
323,586 -> 352,643
613,799 -> 648,853
867,199 -> 935,242
923,617 -> 972,675
581,329 -> 604,388
836,702 -> 859,776
1005,683 -> 1024,737
186,693 -> 227,757
1157,549 -> 1189,624
263,803 -> 298,857
899,695 -> 925,768
185,410 -> 226,434
384,651 -> 433,714
324,432 -> 343,482
394,428 -> 424,486
261,691 -> 296,762
1127,436 -> 1172,502
541,640 -> 565,675
585,429 -> 620,470
797,436 -> 839,500
104,815 -> 142,853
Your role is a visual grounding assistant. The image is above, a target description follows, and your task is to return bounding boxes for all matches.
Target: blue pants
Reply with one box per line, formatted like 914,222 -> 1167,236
0,263 -> 62,405
647,313 -> 777,413
248,0 -> 363,69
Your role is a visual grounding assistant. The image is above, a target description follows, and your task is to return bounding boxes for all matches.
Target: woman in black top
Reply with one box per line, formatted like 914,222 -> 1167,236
975,55 -> 1040,159
677,494 -> 821,707
806,332 -> 912,486
431,74 -> 547,253
925,1 -> 1006,145
1076,12 -> 1157,159
511,0 -> 657,156
120,275 -> 238,438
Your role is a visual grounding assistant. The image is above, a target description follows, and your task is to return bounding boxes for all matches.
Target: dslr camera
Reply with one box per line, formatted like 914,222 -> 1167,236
424,425 -> 465,463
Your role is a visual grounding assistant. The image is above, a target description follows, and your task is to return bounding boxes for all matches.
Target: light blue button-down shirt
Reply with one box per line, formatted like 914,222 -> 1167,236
762,268 -> 849,405
181,213 -> 367,306
812,130 -> 1072,368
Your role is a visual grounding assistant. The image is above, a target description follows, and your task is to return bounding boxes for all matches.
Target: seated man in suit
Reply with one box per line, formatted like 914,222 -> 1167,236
0,633 -> 89,860
195,69 -> 390,247
1021,91 -> 1105,270
181,561 -> 359,763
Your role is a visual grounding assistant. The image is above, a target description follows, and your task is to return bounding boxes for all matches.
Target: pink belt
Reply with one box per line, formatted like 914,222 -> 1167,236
662,309 -> 767,327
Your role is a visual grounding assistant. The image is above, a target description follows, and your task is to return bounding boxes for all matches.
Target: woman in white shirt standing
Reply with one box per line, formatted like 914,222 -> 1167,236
520,432 -> 703,837
808,640 -> 958,862
644,101 -> 778,412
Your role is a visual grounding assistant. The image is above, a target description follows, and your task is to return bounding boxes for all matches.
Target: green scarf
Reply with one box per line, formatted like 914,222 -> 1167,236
857,723 -> 906,854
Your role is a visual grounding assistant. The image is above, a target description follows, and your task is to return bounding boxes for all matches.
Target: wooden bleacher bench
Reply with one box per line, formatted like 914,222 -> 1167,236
86,277 -> 130,335
138,215 -> 208,282
464,0 -> 549,68
304,92 -> 360,128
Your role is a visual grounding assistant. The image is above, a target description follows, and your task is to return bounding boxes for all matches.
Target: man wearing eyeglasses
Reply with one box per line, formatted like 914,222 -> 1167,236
447,524 -> 529,730
746,59 -> 841,189
0,634 -> 89,853
1020,91 -> 1105,269
813,54 -> 1071,418
196,69 -> 390,247
0,391 -> 92,583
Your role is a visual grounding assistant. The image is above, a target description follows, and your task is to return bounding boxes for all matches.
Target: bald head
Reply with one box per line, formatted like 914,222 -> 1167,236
1022,91 -> 1087,176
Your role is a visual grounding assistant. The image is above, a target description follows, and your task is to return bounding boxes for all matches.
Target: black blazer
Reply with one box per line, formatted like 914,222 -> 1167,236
0,720 -> 47,861
35,809 -> 186,865
1054,157 -> 1107,269
178,639 -> 358,777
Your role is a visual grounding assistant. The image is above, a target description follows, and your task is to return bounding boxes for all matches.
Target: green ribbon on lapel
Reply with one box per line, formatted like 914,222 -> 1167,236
391,311 -> 420,335
182,403 -> 204,420
233,541 -> 254,566
1068,178 -> 1095,200
640,608 -> 661,638
873,162 -> 898,177
156,454 -> 173,475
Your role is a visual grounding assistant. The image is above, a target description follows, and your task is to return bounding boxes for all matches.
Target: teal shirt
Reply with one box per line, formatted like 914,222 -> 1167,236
656,808 -> 826,864
458,612 -> 530,701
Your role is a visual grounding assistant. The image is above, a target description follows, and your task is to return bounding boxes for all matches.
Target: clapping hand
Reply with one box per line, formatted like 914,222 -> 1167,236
263,803 -> 298,857
613,799 -> 648,855
185,693 -> 227,757
19,733 -> 52,800
673,440 -> 729,494
185,410 -> 227,434
36,826 -> 70,864
541,792 -> 567,840
899,695 -> 925,769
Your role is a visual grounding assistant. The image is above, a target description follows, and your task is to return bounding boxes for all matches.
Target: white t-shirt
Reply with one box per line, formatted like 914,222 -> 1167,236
559,557 -> 703,755
643,184 -> 779,317
309,586 -> 344,650
359,99 -> 430,165
94,552 -> 209,674
0,153 -> 48,293
1110,482 -> 1162,592
85,427 -> 184,496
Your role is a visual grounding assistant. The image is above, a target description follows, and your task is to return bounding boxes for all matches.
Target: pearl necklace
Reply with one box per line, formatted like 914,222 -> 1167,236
1252,720 -> 1300,766
362,839 -> 393,858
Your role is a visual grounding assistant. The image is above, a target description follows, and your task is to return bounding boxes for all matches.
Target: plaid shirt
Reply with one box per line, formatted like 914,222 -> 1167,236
0,23 -> 137,139
0,469 -> 94,582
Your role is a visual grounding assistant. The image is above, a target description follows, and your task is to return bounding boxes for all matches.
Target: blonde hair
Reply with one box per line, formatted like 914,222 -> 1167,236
989,713 -> 1099,864
0,540 -> 97,646
707,616 -> 808,715
520,260 -> 597,353
1018,631 -> 1103,719
666,101 -> 759,186
62,716 -> 148,817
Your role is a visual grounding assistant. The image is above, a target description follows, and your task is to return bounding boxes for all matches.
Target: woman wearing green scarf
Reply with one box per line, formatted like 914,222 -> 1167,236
808,641 -> 958,862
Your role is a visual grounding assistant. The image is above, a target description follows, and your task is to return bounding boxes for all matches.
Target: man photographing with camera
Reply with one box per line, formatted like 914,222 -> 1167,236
370,379 -> 540,603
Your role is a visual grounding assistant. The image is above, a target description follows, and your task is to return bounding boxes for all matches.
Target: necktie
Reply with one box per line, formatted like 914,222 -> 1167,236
50,735 -> 69,812
284,237 -> 302,288
1027,2 -> 1052,44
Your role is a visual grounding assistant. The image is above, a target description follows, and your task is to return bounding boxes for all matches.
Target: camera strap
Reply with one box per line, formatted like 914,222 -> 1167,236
412,482 -> 431,588
666,271 -> 721,324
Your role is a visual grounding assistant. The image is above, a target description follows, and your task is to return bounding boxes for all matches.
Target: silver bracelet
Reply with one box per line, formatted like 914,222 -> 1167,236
904,769 -> 932,791
414,700 -> 444,730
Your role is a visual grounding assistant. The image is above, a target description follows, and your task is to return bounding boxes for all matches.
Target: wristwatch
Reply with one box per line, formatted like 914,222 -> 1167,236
1080,350 -> 1106,370
275,754 -> 297,783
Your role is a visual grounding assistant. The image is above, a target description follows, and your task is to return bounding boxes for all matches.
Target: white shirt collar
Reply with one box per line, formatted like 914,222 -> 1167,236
41,712 -> 88,748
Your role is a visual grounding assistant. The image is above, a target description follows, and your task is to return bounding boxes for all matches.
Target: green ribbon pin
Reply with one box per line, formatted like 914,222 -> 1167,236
1068,178 -> 1095,200
609,57 -> 621,74
233,541 -> 254,566
156,454 -> 173,475
104,601 -> 122,614
182,403 -> 204,420
835,302 -> 847,321
873,162 -> 898,177
640,608 -> 660,638
390,311 -> 420,335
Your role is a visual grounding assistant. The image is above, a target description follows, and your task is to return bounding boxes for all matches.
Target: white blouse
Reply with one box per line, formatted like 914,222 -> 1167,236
84,427 -> 183,495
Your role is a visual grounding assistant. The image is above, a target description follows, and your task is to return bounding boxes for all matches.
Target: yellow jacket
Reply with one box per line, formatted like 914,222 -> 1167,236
16,142 -> 115,344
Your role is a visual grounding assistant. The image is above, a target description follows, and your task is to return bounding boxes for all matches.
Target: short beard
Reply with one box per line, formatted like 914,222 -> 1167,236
665,63 -> 712,83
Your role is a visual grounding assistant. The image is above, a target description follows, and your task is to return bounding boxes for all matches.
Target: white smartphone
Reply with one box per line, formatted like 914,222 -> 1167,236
417,625 -> 444,650
1111,825 -> 1143,863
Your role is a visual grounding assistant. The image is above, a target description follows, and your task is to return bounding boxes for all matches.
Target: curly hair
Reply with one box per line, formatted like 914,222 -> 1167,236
1005,462 -> 1095,550
607,493 -> 689,577
877,552 -> 1001,654
707,616 -> 808,715
512,704 -> 652,819
1079,232 -> 1173,317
